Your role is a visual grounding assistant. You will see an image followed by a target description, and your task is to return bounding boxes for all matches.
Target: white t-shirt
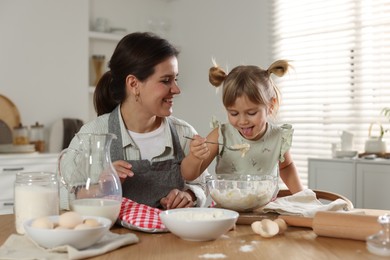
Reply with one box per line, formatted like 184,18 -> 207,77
128,121 -> 166,161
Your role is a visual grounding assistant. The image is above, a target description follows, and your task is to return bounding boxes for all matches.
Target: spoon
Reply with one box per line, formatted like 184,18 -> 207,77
183,136 -> 249,152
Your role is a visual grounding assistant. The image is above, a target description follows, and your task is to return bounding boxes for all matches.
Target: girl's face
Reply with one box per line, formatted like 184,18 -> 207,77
138,56 -> 180,117
226,95 -> 268,141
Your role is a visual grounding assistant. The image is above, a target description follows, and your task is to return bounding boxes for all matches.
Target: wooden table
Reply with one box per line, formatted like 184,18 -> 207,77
0,212 -> 388,260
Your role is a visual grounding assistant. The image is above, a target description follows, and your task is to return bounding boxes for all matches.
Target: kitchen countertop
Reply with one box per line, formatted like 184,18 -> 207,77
1,210 -> 390,260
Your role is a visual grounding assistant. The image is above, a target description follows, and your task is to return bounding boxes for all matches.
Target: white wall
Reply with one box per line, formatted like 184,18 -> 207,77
0,0 -> 269,154
170,1 -> 270,137
0,0 -> 88,133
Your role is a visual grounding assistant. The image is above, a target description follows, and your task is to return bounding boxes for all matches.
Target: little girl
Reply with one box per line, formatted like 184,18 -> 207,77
185,59 -> 303,194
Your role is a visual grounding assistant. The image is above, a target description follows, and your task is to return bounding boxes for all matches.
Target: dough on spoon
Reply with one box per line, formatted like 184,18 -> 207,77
230,143 -> 250,157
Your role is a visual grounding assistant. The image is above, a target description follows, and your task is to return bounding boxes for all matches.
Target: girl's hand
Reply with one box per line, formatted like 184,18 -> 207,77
160,189 -> 195,209
112,160 -> 133,183
189,135 -> 210,161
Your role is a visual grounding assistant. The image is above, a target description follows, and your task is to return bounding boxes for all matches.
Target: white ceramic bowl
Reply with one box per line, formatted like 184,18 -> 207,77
24,215 -> 111,249
159,208 -> 239,241
207,174 -> 278,212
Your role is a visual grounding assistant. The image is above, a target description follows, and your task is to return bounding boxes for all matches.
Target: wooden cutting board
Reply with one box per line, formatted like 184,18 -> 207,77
237,211 -> 280,225
0,94 -> 21,130
237,211 -> 313,227
0,119 -> 12,144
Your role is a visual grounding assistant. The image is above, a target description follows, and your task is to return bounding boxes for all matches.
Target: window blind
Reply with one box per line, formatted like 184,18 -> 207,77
270,0 -> 390,187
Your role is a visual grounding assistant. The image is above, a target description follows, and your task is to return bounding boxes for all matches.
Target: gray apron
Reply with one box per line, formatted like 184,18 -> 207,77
108,107 -> 185,208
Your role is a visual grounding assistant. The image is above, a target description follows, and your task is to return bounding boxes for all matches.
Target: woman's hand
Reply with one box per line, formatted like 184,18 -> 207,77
112,160 -> 133,183
160,189 -> 195,209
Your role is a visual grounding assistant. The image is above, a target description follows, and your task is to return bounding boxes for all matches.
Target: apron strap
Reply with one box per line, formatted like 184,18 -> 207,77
108,106 -> 123,162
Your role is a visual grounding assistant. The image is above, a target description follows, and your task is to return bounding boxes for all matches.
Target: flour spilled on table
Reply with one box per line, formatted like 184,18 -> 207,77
239,244 -> 254,252
198,253 -> 227,259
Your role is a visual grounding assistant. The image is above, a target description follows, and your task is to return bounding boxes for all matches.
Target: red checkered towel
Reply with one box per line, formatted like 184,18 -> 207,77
119,197 -> 168,233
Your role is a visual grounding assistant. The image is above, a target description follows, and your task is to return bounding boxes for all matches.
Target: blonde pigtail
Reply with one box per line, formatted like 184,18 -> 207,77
209,58 -> 227,88
267,60 -> 291,77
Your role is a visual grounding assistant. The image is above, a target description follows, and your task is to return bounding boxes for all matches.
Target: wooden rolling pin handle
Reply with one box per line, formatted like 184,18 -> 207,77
279,212 -> 382,241
278,215 -> 313,228
312,211 -> 381,241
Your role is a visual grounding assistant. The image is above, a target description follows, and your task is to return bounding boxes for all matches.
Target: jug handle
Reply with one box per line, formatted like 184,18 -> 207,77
57,148 -> 78,192
368,122 -> 384,139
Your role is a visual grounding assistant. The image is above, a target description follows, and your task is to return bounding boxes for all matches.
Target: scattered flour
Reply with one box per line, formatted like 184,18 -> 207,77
239,244 -> 254,252
198,253 -> 227,259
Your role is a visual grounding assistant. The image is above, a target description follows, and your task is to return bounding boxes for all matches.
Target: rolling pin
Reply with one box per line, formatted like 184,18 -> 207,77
279,211 -> 381,241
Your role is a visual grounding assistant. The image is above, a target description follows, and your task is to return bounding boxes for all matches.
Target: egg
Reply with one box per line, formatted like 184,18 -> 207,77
58,211 -> 83,229
74,223 -> 94,230
54,225 -> 70,230
83,218 -> 101,227
31,216 -> 54,229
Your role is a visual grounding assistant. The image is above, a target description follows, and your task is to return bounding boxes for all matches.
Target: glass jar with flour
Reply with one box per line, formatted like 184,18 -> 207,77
14,172 -> 59,234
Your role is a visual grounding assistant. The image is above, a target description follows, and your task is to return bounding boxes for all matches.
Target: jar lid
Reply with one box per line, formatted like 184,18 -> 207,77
92,55 -> 105,59
31,121 -> 44,128
13,123 -> 27,130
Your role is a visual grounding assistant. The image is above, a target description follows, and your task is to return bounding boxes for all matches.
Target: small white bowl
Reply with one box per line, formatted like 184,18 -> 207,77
159,208 -> 239,241
24,215 -> 111,249
334,150 -> 358,158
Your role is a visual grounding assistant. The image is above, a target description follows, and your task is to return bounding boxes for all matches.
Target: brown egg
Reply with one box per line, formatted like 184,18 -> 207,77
54,225 -> 70,230
83,218 -> 101,227
31,216 -> 54,229
58,211 -> 83,229
74,223 -> 94,230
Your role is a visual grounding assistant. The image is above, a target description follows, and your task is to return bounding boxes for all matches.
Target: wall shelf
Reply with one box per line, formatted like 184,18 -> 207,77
88,31 -> 124,41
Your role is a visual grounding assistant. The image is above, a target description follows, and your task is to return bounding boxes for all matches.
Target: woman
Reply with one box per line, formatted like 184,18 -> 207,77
62,32 -> 209,210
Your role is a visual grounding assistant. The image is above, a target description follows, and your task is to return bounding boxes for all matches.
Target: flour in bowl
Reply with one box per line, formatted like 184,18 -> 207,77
170,209 -> 227,221
210,180 -> 275,211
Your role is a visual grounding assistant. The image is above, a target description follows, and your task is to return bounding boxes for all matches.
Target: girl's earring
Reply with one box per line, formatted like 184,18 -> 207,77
135,92 -> 140,102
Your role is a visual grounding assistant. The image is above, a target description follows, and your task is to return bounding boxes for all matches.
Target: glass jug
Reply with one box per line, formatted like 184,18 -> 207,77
58,133 -> 122,225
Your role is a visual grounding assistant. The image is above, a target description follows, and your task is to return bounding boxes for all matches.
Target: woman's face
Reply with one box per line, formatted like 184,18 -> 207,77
138,56 -> 180,117
226,95 -> 268,141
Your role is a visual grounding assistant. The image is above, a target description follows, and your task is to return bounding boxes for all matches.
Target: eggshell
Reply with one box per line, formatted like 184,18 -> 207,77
259,219 -> 279,237
251,221 -> 263,235
58,211 -> 83,229
31,216 -> 54,229
274,218 -> 287,234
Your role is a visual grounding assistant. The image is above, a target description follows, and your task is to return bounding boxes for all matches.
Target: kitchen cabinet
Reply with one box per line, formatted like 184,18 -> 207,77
0,153 -> 58,215
308,158 -> 390,210
356,162 -> 390,210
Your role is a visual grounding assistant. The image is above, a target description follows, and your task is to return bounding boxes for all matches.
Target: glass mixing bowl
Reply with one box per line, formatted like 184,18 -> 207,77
207,174 -> 279,212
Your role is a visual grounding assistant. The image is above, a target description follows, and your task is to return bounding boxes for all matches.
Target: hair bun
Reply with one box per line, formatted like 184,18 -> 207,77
267,60 -> 290,77
209,66 -> 227,87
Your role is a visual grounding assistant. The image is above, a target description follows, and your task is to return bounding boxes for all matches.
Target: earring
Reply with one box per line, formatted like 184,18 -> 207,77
135,92 -> 140,102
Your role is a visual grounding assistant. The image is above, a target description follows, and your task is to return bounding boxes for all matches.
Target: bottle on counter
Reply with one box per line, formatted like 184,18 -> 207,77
29,122 -> 45,152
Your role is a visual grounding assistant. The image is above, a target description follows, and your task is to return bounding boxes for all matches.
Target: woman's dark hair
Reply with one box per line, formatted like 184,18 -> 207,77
94,32 -> 180,116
